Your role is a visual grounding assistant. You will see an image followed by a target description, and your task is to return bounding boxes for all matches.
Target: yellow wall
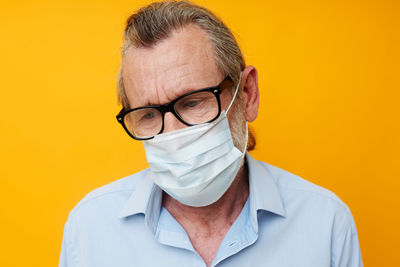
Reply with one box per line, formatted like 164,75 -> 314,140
0,0 -> 398,265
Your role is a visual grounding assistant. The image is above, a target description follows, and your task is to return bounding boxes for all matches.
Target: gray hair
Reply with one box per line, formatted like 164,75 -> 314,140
117,0 -> 255,150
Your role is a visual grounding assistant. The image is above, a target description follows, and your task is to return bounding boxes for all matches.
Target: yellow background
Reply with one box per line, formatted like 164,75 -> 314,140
0,0 -> 399,266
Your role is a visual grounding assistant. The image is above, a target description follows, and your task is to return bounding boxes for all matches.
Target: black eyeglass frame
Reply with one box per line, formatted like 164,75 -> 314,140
116,76 -> 233,140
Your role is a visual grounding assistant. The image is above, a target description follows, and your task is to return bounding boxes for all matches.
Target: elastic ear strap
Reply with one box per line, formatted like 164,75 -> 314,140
226,72 -> 242,113
242,122 -> 249,155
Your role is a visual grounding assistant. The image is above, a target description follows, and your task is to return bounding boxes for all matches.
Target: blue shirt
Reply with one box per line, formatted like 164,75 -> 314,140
59,153 -> 362,267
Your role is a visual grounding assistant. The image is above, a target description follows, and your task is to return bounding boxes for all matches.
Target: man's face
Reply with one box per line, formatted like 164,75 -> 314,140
122,24 -> 244,140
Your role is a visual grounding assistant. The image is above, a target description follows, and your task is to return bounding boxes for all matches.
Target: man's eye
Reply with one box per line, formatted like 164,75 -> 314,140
184,100 -> 199,108
142,112 -> 155,120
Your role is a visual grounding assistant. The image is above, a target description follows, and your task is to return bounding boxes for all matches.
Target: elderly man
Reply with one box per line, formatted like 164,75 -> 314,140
59,1 -> 362,266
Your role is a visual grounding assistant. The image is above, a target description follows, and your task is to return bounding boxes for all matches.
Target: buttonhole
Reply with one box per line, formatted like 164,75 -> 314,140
228,242 -> 236,247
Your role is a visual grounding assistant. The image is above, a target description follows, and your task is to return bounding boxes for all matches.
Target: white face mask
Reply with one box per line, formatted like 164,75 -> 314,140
142,75 -> 247,207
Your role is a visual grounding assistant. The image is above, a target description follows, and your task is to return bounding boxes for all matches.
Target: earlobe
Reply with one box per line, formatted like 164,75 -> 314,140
241,66 -> 259,122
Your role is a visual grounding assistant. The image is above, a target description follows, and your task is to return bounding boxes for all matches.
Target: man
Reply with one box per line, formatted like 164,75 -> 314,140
59,1 -> 362,266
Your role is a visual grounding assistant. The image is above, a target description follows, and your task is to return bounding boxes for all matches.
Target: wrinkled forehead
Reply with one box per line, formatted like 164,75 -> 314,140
121,24 -> 224,109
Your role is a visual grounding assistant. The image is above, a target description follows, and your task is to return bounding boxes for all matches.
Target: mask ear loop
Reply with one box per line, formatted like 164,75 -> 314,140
225,72 -> 248,154
226,72 -> 242,113
242,123 -> 249,155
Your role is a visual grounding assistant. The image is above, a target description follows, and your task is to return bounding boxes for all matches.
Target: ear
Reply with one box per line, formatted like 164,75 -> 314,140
240,66 -> 259,122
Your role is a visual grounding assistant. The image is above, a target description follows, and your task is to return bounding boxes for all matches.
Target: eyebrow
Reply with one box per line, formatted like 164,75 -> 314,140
130,76 -> 230,109
144,85 -> 213,107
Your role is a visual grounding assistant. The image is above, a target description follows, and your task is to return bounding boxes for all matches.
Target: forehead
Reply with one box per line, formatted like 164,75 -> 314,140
122,24 -> 223,108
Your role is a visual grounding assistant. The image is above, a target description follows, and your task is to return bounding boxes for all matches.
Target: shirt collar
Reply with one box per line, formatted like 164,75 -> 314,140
118,173 -> 162,234
118,153 -> 286,231
246,153 -> 286,231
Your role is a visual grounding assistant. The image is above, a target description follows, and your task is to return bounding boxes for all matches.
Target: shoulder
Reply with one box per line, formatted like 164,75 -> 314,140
60,169 -> 151,264
258,160 -> 353,225
262,161 -> 347,204
67,168 -> 149,219
253,159 -> 362,264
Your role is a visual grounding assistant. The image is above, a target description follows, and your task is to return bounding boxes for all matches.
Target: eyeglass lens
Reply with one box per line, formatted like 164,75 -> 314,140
123,90 -> 219,139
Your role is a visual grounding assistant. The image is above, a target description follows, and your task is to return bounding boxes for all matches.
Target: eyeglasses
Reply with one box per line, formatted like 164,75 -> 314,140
116,76 -> 233,140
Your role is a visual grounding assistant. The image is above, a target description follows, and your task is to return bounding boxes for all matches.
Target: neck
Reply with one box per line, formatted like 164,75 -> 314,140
163,160 -> 249,232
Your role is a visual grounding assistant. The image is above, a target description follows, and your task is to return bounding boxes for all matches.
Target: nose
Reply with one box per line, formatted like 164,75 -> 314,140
162,112 -> 187,133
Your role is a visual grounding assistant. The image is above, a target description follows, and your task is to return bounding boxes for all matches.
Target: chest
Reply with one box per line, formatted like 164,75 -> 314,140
188,230 -> 229,267
75,223 -> 331,267
70,204 -> 333,267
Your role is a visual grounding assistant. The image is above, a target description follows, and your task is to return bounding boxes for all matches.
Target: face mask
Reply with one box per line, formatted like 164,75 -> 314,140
142,75 -> 247,207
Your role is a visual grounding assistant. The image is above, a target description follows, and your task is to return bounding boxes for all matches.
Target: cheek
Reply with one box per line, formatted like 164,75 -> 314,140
227,105 -> 247,150
220,90 -> 234,111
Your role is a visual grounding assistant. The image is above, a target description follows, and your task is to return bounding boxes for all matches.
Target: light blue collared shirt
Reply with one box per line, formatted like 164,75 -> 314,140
59,153 -> 362,267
